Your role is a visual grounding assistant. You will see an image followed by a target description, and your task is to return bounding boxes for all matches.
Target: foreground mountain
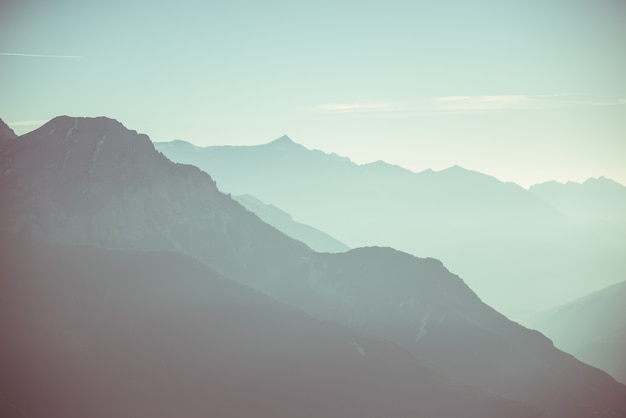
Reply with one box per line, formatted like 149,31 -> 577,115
234,194 -> 350,253
3,116 -> 626,417
2,236 -> 539,418
0,118 -> 17,144
304,248 -> 626,418
0,116 -> 311,289
526,281 -> 626,384
155,138 -> 626,318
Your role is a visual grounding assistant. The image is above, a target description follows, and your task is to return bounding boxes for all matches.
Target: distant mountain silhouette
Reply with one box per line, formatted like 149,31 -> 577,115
2,236 -> 541,418
530,178 -> 626,225
234,194 -> 350,253
155,138 -> 626,318
526,281 -> 626,384
3,116 -> 626,418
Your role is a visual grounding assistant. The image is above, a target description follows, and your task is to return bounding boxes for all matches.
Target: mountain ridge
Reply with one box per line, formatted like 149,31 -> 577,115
156,134 -> 624,316
526,280 -> 626,384
234,194 -> 350,253
4,116 -> 626,418
2,234 -> 543,418
0,118 -> 17,143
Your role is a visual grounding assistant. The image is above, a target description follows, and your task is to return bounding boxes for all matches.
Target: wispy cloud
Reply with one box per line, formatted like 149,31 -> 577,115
313,94 -> 625,116
7,120 -> 48,127
432,95 -> 537,111
590,98 -> 626,107
0,53 -> 81,58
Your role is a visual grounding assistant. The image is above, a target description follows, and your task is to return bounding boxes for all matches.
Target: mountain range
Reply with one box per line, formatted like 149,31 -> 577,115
233,194 -> 349,253
526,280 -> 626,385
2,116 -> 626,418
155,137 -> 626,318
529,178 -> 626,225
2,235 -> 541,418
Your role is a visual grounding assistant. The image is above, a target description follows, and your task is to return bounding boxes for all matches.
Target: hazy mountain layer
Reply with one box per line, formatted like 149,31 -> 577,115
3,117 -> 626,418
530,178 -> 626,225
155,137 -> 626,318
303,248 -> 626,418
234,194 -> 350,253
526,281 -> 626,384
2,236 -> 540,418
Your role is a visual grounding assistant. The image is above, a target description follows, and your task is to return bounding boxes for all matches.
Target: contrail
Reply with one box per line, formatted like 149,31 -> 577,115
0,53 -> 81,58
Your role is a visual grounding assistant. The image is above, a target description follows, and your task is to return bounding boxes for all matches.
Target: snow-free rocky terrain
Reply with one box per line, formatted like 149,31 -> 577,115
2,116 -> 625,418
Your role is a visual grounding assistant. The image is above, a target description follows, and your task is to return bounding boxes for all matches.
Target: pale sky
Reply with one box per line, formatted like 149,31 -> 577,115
2,0 -> 625,187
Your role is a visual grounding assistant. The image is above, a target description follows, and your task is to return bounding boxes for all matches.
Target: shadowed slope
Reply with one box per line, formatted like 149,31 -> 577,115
526,281 -> 626,384
0,236 -> 538,418
2,116 -> 626,418
0,119 -> 17,144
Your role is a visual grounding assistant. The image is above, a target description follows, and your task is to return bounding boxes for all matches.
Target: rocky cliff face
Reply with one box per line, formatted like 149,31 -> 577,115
0,116 -> 311,286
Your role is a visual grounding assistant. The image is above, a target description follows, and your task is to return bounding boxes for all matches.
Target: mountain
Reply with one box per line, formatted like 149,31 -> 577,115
526,281 -> 626,384
0,118 -> 17,144
530,177 -> 626,226
3,116 -> 626,417
155,138 -> 626,318
1,236 -> 540,418
234,194 -> 350,253
304,248 -> 626,418
0,116 -> 312,290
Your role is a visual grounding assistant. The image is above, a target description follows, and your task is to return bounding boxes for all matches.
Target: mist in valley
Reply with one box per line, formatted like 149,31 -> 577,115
2,1 -> 625,417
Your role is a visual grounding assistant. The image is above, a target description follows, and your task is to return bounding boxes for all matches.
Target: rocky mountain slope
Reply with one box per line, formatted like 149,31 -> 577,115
2,116 -> 626,417
526,281 -> 626,384
156,137 -> 626,318
0,119 -> 17,143
2,235 -> 539,418
0,116 -> 311,290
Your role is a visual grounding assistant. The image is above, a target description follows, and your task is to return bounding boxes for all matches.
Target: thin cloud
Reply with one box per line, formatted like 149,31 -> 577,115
7,120 -> 48,127
433,95 -> 535,111
429,94 -> 626,112
313,95 -> 625,116
590,98 -> 626,107
0,53 -> 81,58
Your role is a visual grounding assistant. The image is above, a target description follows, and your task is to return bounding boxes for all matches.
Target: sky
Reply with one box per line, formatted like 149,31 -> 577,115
1,0 -> 625,187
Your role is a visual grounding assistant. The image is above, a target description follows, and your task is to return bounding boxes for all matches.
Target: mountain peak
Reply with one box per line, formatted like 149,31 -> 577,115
272,134 -> 294,144
0,115 -> 222,248
0,115 -> 189,199
266,135 -> 306,150
155,139 -> 199,152
583,176 -> 625,189
45,115 -> 124,131
23,116 -> 154,154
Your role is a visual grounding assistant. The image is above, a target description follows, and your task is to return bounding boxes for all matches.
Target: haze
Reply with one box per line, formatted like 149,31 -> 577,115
2,0 -> 626,187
